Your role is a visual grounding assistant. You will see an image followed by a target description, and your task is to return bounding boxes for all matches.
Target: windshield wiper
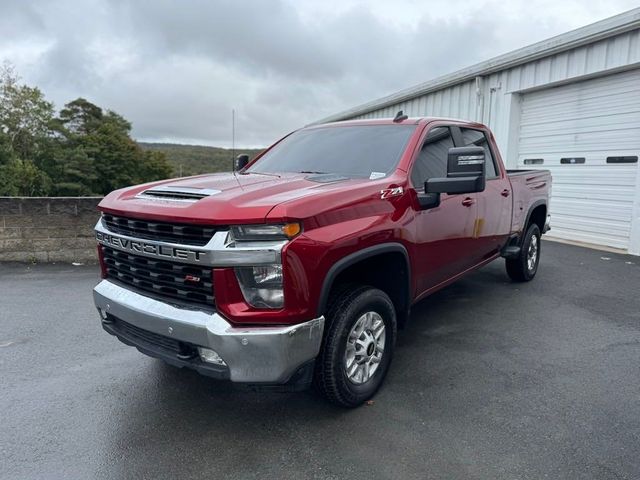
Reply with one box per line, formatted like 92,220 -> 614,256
299,170 -> 328,174
240,171 -> 281,178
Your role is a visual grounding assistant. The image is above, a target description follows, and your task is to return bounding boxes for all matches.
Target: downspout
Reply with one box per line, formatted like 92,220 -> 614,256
475,76 -> 484,123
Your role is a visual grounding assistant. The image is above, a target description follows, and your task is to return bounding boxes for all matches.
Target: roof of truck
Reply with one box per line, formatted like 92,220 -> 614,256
307,117 -> 486,129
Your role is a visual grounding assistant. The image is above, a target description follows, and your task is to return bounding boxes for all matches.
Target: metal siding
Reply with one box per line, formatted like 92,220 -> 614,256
352,79 -> 478,122
503,30 -> 640,95
517,68 -> 640,250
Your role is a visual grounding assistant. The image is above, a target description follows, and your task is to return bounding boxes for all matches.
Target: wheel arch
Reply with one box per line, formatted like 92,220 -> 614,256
316,243 -> 412,326
522,201 -> 547,240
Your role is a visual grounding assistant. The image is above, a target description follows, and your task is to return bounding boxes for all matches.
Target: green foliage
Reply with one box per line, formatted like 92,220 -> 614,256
58,97 -> 105,135
139,143 -> 263,177
0,63 -> 55,161
0,63 -> 175,197
140,149 -> 174,181
0,158 -> 52,196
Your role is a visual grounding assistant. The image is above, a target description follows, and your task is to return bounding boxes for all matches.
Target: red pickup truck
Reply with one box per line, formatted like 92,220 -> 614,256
93,116 -> 551,407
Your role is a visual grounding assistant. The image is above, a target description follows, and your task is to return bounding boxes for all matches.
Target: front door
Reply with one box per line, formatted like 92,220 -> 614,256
410,125 -> 480,295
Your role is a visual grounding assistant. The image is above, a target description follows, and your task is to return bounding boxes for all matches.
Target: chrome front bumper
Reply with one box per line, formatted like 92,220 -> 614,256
93,280 -> 325,384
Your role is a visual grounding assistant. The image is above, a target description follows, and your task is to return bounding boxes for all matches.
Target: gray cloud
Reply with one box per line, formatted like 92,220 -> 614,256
0,0 -> 637,147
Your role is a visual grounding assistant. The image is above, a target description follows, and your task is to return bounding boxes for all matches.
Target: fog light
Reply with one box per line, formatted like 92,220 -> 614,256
97,308 -> 110,322
198,347 -> 227,366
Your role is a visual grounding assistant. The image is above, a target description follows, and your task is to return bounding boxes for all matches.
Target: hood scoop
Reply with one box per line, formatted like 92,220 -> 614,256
305,173 -> 350,183
135,185 -> 221,203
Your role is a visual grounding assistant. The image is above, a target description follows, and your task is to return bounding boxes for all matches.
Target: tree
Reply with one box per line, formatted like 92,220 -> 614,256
0,129 -> 14,165
58,97 -> 106,135
140,150 -> 174,183
46,145 -> 97,196
57,98 -> 174,194
0,63 -> 174,197
0,158 -> 51,196
0,62 -> 55,161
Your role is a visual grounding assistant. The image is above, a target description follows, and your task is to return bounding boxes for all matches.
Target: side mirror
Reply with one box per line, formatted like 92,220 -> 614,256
425,146 -> 486,195
234,154 -> 250,171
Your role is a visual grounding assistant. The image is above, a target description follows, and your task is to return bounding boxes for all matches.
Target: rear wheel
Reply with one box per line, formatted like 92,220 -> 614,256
314,286 -> 396,408
506,223 -> 541,282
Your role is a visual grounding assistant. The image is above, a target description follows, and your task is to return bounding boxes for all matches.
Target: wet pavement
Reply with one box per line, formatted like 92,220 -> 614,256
1,240 -> 639,479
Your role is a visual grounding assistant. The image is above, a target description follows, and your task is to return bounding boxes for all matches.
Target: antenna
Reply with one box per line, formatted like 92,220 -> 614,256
231,108 -> 236,173
230,108 -> 244,185
393,110 -> 408,122
232,108 -> 235,159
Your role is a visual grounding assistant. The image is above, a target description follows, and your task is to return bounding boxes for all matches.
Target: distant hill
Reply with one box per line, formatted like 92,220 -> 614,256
139,142 -> 264,177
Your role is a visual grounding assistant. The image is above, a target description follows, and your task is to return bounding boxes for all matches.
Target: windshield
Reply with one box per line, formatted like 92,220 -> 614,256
246,124 -> 416,179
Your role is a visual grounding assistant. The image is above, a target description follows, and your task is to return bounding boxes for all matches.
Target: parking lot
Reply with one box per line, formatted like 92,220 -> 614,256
1,240 -> 639,480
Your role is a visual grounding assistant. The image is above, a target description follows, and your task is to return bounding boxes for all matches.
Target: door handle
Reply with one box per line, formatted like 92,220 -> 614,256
462,197 -> 475,207
501,189 -> 510,197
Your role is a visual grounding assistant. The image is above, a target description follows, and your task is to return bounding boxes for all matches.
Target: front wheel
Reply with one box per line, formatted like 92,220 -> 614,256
314,286 -> 397,408
506,223 -> 541,282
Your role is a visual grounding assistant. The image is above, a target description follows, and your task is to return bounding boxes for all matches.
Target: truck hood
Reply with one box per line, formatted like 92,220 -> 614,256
98,172 -> 369,224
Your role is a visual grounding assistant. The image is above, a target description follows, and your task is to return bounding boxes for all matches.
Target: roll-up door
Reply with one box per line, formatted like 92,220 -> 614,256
517,69 -> 640,251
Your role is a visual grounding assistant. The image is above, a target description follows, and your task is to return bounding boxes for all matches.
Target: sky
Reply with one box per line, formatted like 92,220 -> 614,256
0,0 -> 637,148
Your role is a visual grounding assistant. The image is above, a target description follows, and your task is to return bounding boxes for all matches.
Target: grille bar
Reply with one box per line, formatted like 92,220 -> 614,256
113,316 -> 183,353
102,214 -> 219,246
103,246 -> 214,306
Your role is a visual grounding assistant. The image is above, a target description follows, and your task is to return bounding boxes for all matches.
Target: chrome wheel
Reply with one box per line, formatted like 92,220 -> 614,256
527,234 -> 538,271
344,311 -> 386,385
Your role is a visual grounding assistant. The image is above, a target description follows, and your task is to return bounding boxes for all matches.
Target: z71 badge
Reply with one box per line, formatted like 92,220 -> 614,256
380,187 -> 404,200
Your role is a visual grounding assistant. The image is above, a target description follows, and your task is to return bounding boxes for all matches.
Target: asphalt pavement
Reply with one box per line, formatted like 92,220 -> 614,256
1,240 -> 639,480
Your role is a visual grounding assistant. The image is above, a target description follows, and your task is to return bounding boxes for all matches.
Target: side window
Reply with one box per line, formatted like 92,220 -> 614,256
410,126 -> 454,191
459,128 -> 498,178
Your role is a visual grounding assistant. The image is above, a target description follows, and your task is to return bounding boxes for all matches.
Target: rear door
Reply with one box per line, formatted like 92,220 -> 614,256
456,127 -> 512,261
410,125 -> 480,294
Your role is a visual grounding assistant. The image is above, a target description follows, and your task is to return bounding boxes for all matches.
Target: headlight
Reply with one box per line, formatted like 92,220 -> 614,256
231,223 -> 301,241
235,264 -> 284,309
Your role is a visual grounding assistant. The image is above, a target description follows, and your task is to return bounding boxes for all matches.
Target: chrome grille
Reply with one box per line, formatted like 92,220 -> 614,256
102,214 -> 217,246
102,246 -> 214,306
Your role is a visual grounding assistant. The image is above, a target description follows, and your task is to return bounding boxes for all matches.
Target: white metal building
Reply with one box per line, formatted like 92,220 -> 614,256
319,9 -> 640,255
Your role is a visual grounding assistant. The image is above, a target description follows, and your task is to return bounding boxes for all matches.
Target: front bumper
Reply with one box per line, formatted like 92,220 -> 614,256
93,280 -> 325,384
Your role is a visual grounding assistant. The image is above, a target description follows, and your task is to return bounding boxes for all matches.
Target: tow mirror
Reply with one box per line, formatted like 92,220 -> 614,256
425,146 -> 486,195
234,154 -> 250,171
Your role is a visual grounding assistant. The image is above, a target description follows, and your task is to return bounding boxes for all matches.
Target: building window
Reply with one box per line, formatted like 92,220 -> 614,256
607,156 -> 638,164
560,157 -> 586,164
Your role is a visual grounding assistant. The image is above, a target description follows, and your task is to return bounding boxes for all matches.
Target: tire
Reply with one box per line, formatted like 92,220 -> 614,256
314,286 -> 397,408
506,223 -> 541,282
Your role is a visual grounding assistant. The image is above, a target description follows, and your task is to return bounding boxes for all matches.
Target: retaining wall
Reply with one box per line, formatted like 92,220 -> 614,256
0,197 -> 102,263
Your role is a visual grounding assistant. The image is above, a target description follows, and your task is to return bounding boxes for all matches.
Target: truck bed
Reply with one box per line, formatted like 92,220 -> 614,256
506,169 -> 551,234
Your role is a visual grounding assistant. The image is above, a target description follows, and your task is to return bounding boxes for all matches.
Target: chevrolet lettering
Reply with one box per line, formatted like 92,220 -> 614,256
95,231 -> 203,262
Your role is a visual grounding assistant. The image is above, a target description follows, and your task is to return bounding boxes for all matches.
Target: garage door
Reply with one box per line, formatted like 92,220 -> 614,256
517,68 -> 640,251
